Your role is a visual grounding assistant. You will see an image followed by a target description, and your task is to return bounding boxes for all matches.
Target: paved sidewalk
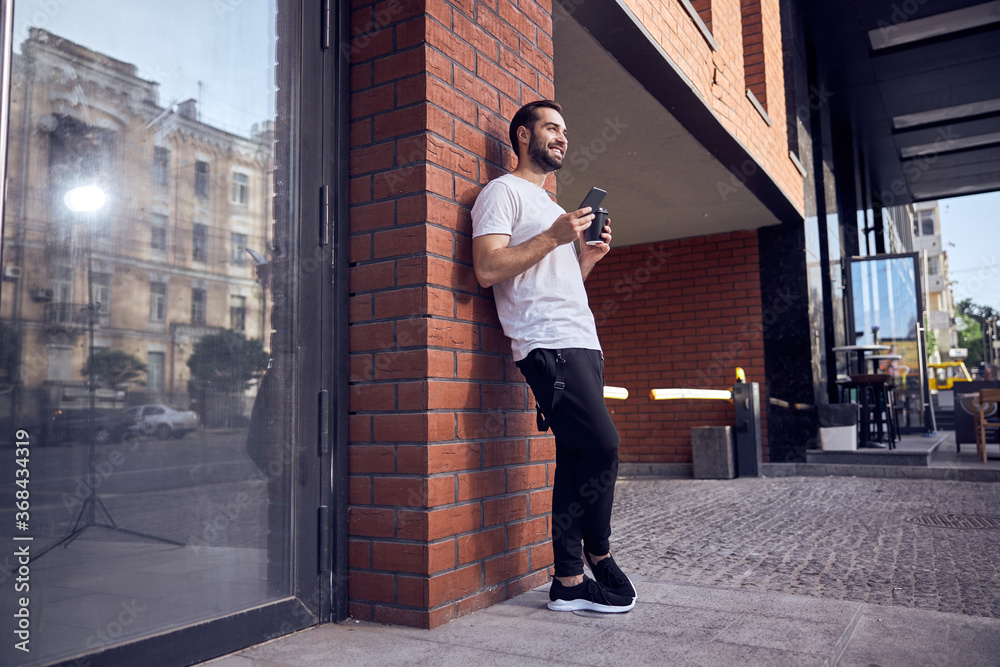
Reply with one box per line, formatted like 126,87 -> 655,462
203,474 -> 1000,667
203,579 -> 1000,666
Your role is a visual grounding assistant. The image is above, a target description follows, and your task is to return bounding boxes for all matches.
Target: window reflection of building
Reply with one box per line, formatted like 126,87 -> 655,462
230,233 -> 248,266
230,295 -> 247,332
232,172 -> 249,206
192,223 -> 209,262
154,146 -> 170,189
150,282 -> 167,321
191,288 -> 207,325
0,28 -> 273,423
147,351 -> 165,392
195,160 -> 211,199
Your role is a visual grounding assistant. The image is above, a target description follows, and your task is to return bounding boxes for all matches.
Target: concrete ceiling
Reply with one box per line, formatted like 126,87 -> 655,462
552,16 -> 784,248
812,0 -> 1000,203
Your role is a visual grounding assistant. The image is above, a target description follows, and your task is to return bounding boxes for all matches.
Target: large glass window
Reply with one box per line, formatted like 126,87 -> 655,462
0,2 -> 303,661
849,254 -> 929,432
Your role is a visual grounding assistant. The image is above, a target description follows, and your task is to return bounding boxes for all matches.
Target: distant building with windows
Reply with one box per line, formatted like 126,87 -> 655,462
0,29 -> 272,421
912,201 -> 958,362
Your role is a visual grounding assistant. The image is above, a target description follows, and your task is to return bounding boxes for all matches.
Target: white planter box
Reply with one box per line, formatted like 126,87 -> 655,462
820,425 -> 857,451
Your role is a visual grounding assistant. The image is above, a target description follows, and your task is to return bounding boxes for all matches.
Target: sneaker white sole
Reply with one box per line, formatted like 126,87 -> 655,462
547,597 -> 636,613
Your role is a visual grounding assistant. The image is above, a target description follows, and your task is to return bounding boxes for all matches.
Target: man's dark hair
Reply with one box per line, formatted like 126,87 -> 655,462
509,100 -> 562,158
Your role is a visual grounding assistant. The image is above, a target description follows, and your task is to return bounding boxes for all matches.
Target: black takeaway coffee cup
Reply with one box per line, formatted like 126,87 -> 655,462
585,208 -> 608,245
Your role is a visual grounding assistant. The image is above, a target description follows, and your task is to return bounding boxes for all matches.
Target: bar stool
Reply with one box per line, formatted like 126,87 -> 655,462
848,373 -> 896,449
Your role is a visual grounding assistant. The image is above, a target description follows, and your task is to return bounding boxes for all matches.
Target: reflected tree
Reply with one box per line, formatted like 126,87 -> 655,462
187,331 -> 269,427
957,299 -> 997,369
81,349 -> 147,389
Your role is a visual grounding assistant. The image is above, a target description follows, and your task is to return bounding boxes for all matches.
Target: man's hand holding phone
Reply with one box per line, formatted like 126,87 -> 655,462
575,187 -> 611,278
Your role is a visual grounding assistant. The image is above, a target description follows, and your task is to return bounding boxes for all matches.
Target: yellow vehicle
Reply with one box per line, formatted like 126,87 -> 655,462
929,361 -> 973,391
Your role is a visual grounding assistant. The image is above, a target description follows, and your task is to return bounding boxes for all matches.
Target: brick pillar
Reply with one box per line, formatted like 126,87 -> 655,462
347,0 -> 557,628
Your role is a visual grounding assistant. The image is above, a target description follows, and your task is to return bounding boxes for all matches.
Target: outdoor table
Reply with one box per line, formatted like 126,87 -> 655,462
832,344 -> 890,375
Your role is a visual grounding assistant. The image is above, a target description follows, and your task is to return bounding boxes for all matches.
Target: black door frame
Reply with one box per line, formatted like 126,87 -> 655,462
844,252 -> 935,435
325,0 -> 352,624
4,0 -> 350,663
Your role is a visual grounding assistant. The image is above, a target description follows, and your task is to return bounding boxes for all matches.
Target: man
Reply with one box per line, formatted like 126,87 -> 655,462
471,100 -> 635,613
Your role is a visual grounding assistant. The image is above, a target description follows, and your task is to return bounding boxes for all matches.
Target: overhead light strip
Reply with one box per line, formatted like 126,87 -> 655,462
869,0 -> 1000,50
892,97 -> 1000,130
649,388 -> 733,401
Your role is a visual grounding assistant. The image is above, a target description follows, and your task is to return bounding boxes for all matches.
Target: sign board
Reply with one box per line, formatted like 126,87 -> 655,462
949,348 -> 968,359
62,386 -> 125,400
928,310 -> 950,329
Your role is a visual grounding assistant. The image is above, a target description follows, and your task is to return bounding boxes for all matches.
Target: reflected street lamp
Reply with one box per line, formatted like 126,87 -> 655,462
33,184 -> 183,562
64,184 -> 107,213
65,185 -> 107,429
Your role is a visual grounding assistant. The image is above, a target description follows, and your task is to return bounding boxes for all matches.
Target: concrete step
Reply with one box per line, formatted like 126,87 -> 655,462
805,447 -> 933,466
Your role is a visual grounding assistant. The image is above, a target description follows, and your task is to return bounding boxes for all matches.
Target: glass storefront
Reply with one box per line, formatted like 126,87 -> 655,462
848,253 -> 929,432
0,1 -> 328,663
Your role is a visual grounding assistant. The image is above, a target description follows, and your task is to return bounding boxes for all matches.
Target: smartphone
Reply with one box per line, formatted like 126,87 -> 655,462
578,187 -> 607,213
245,247 -> 266,265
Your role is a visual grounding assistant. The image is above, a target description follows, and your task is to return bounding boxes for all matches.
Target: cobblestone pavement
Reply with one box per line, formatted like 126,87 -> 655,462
610,476 -> 1000,618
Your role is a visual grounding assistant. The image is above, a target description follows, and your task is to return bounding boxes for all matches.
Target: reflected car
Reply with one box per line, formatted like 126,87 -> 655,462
45,408 -> 131,445
125,404 -> 199,439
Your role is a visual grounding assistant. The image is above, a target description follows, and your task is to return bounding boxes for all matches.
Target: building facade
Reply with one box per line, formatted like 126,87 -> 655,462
1,29 -> 272,428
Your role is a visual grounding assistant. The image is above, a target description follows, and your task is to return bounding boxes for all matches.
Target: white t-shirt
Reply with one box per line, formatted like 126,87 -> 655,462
471,174 -> 601,361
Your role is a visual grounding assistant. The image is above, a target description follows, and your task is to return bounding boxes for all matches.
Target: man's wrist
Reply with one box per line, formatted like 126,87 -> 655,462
539,227 -> 560,251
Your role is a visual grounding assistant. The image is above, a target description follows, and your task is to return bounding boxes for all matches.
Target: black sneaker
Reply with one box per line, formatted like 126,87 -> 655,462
585,552 -> 636,599
547,576 -> 635,613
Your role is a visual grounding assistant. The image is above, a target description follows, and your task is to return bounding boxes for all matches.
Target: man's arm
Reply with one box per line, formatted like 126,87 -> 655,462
473,208 -> 595,288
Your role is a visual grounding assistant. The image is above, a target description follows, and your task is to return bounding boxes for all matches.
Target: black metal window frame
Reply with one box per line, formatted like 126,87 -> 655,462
844,252 -> 935,434
0,0 -> 352,663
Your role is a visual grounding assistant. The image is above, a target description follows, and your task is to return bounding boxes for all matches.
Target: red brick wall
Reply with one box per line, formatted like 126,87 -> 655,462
586,231 -> 769,463
347,0 -> 557,629
619,0 -> 800,214
345,0 -> 789,629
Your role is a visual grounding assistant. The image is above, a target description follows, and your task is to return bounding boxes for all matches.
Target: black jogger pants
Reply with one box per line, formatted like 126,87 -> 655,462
516,347 -> 620,577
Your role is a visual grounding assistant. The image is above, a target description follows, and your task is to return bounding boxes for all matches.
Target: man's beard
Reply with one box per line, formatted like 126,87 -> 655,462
528,133 -> 563,171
